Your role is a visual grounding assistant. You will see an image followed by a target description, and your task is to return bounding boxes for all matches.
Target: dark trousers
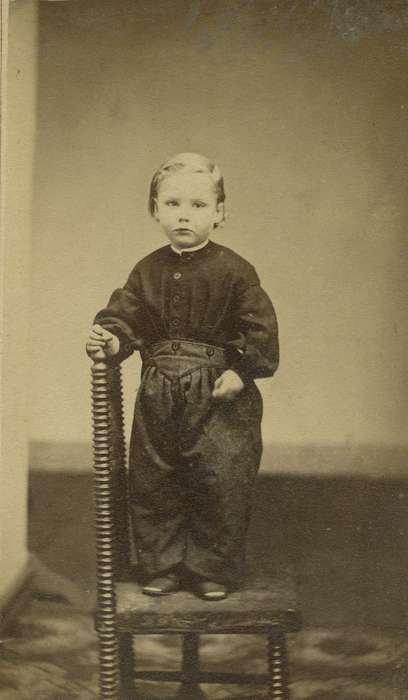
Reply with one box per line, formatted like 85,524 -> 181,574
128,339 -> 263,588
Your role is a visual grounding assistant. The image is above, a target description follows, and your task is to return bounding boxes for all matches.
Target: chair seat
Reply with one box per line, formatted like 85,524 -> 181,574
115,564 -> 301,635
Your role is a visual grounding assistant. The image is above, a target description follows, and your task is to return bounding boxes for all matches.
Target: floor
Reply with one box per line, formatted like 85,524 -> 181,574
1,467 -> 408,698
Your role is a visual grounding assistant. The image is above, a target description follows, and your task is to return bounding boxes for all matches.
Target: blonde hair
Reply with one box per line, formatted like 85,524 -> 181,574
148,152 -> 226,227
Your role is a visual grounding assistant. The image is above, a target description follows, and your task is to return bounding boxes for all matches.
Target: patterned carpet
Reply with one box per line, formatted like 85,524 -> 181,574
1,593 -> 407,699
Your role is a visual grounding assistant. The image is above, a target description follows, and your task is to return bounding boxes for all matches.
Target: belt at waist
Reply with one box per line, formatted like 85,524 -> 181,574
141,339 -> 229,377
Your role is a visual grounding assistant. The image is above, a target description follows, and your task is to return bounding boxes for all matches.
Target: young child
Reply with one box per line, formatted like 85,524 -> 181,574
86,153 -> 279,601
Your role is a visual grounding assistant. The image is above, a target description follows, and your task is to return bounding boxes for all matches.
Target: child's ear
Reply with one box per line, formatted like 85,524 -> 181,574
153,199 -> 160,222
214,203 -> 225,228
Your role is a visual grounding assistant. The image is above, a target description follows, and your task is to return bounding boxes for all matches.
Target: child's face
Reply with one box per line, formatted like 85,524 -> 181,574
154,172 -> 223,249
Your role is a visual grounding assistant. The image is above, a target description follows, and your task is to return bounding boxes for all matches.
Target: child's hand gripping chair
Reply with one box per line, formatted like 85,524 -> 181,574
91,352 -> 301,700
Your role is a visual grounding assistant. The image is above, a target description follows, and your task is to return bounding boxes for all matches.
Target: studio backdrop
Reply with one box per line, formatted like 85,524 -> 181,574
30,0 -> 408,475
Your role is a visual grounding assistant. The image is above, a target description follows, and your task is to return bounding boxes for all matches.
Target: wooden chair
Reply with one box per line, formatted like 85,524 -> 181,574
91,358 -> 301,699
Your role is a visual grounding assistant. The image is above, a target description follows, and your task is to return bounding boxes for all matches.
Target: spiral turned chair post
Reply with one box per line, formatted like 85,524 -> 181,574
106,364 -> 131,576
267,629 -> 290,699
91,355 -> 120,699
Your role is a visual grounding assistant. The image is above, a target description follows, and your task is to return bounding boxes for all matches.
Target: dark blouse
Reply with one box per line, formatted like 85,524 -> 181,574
94,240 -> 279,380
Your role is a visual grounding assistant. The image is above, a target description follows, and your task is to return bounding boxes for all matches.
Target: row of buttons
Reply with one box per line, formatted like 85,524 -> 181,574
171,271 -> 183,329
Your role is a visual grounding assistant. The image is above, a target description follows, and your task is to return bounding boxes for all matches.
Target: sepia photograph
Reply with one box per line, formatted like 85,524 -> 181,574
1,1 -> 408,698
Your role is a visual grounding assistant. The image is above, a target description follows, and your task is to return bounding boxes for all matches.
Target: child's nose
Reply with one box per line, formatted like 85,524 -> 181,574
178,211 -> 190,222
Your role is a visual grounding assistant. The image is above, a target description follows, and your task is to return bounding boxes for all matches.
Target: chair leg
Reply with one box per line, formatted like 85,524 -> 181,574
176,633 -> 207,700
267,628 -> 290,699
119,633 -> 136,698
98,627 -> 120,699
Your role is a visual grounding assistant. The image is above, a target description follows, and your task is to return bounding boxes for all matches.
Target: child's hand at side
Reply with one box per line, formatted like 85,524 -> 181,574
86,324 -> 120,359
212,369 -> 244,401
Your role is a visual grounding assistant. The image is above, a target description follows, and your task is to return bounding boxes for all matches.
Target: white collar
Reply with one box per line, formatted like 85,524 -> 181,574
170,239 -> 210,255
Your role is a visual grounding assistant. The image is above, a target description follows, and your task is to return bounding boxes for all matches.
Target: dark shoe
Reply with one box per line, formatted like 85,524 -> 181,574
142,571 -> 181,596
194,580 -> 228,601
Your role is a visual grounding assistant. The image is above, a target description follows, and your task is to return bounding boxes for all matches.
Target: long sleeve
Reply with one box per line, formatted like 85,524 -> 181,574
91,242 -> 279,372
226,273 -> 279,382
93,273 -> 143,363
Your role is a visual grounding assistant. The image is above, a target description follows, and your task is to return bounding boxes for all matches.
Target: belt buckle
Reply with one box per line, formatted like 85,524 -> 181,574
206,347 -> 215,357
171,341 -> 180,353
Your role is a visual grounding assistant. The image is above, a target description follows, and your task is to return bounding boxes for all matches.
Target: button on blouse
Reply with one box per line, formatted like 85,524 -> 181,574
94,240 -> 279,380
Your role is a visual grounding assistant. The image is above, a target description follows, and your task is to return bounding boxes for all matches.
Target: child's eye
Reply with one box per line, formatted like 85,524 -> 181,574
166,200 -> 179,207
192,201 -> 207,208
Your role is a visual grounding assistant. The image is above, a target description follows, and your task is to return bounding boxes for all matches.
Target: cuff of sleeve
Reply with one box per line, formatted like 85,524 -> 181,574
116,336 -> 135,362
232,369 -> 253,385
229,350 -> 279,381
229,359 -> 254,385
